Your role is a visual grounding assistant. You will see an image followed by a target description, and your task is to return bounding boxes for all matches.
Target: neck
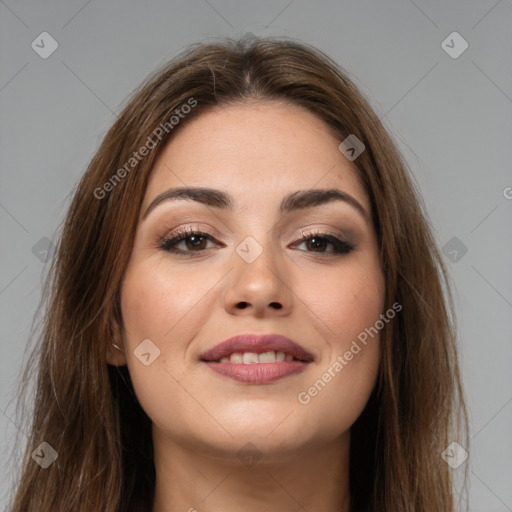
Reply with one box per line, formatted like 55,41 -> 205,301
151,429 -> 351,512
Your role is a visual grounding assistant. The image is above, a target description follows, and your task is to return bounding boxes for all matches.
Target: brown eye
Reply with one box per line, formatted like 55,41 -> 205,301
304,237 -> 329,252
182,235 -> 208,251
159,230 -> 220,255
293,231 -> 354,256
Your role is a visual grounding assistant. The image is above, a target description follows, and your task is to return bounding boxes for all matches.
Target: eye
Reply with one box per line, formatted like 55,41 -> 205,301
158,227 -> 354,257
158,227 -> 223,255
292,230 -> 355,256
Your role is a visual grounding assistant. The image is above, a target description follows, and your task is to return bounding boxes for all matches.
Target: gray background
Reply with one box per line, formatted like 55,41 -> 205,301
1,1 -> 511,510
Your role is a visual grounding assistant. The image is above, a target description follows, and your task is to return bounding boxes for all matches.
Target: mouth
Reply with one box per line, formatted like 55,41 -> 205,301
200,333 -> 314,384
215,350 -> 303,364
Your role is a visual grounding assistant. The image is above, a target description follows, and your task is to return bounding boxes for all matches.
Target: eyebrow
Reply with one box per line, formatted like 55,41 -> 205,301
142,186 -> 368,221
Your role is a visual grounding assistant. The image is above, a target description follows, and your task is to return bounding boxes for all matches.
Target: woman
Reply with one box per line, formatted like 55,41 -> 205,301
10,34 -> 468,511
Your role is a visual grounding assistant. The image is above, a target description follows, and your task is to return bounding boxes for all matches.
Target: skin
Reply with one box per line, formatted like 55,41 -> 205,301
107,100 -> 385,512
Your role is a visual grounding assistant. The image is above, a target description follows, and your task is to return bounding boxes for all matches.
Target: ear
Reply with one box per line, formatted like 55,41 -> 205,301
106,316 -> 128,367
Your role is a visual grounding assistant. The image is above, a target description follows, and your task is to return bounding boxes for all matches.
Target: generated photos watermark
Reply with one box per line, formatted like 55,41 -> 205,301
298,301 -> 402,405
93,97 -> 197,200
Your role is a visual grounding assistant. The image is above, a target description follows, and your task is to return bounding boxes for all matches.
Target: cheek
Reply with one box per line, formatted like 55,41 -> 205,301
120,259 -> 219,342
292,260 -> 384,436
118,259 -> 229,415
118,261 -> 208,432
298,258 -> 385,350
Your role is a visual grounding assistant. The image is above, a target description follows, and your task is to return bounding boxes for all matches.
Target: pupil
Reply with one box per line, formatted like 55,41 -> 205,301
187,236 -> 205,250
309,237 -> 326,251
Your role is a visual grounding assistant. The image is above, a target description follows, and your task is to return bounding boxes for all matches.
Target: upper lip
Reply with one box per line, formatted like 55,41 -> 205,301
200,333 -> 314,362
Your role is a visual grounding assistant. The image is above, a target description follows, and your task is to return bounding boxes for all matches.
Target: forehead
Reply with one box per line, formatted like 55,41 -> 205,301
142,100 -> 369,214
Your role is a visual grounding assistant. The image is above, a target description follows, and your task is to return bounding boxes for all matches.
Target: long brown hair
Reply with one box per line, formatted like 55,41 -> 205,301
9,34 -> 468,511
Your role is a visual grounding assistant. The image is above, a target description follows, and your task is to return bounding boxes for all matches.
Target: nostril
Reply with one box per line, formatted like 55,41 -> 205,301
235,301 -> 283,310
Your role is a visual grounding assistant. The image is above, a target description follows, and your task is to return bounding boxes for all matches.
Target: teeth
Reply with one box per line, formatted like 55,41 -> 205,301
230,353 -> 243,364
242,352 -> 259,364
258,351 -> 276,363
223,351 -> 293,364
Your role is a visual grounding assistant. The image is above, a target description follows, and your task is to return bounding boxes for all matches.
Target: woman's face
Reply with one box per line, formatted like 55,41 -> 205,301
109,100 -> 385,460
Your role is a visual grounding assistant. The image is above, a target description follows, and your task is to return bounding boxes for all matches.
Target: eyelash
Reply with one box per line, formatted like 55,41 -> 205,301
158,227 -> 355,257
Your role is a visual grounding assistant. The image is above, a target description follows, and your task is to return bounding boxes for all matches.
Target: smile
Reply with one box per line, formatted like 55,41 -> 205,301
200,333 -> 314,384
218,351 -> 297,363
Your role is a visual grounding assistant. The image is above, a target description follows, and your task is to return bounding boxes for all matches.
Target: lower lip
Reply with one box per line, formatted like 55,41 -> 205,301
203,361 -> 310,383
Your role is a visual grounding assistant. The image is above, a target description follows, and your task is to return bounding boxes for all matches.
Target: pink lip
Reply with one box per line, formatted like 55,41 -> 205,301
200,333 -> 314,384
205,360 -> 309,383
200,333 -> 314,362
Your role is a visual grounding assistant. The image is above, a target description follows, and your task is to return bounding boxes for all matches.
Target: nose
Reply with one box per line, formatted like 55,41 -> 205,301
223,239 -> 293,318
